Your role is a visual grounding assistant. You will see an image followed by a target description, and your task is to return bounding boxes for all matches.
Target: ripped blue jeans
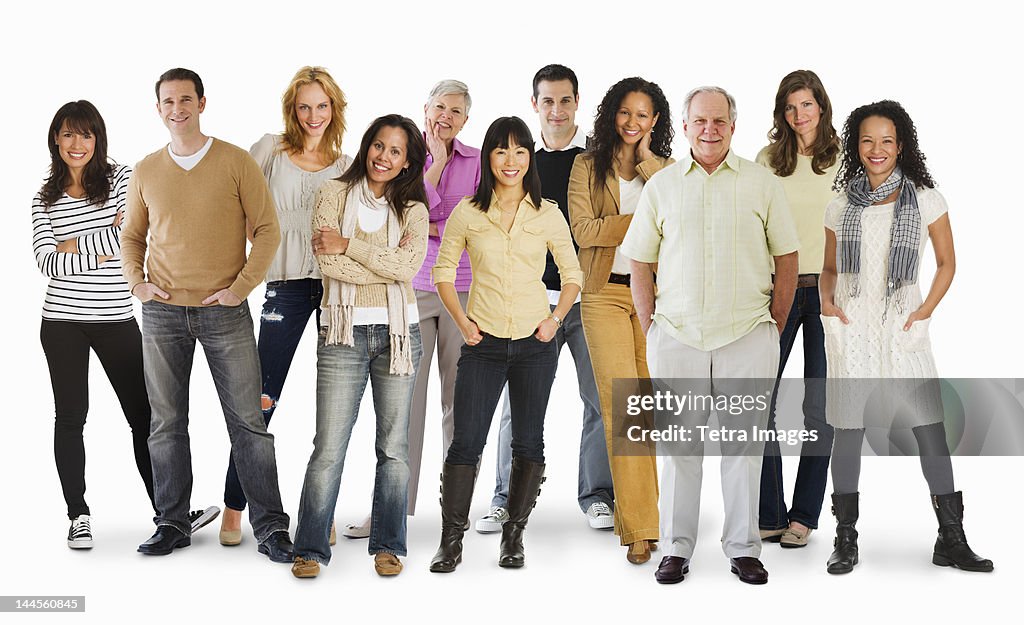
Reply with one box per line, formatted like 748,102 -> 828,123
224,278 -> 323,511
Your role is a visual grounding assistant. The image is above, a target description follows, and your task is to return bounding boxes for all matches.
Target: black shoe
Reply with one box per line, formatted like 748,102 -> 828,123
827,492 -> 860,575
258,531 -> 295,563
932,492 -> 994,572
189,506 -> 221,533
730,557 -> 768,584
138,526 -> 190,556
655,556 -> 689,584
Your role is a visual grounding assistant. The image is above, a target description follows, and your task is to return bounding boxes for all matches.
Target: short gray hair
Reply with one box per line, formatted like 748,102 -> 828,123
682,86 -> 737,123
427,79 -> 472,115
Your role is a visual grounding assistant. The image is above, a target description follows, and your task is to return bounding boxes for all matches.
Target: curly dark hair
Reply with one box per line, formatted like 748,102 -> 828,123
587,77 -> 673,185
834,100 -> 935,192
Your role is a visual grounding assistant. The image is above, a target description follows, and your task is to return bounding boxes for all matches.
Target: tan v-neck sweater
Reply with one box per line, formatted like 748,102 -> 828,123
121,139 -> 280,305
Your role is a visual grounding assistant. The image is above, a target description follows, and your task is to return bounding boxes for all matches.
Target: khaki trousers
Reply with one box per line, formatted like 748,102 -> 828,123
581,283 -> 659,545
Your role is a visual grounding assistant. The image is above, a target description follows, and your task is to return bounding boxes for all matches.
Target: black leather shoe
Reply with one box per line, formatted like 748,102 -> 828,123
655,556 -> 689,584
730,557 -> 768,585
138,527 -> 190,555
258,531 -> 295,563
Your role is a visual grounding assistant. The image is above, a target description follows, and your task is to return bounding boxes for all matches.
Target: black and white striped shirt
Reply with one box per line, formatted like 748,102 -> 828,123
32,164 -> 134,322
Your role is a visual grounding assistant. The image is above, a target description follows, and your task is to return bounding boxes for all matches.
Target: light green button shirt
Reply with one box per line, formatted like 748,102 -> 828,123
621,150 -> 799,351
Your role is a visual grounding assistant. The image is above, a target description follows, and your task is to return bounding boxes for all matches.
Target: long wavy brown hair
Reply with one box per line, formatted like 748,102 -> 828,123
280,66 -> 346,165
40,101 -> 113,208
765,70 -> 839,177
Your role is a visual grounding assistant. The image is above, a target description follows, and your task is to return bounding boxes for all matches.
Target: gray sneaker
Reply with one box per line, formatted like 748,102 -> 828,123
585,502 -> 614,530
189,506 -> 221,533
474,506 -> 509,534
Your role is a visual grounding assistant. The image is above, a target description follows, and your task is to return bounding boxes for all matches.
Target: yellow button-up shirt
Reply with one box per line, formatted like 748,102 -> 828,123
433,195 -> 584,340
621,150 -> 799,351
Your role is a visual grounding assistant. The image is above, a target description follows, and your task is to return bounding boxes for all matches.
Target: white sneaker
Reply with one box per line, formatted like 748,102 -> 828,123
342,514 -> 371,539
585,502 -> 614,530
189,506 -> 221,533
475,506 -> 509,534
68,515 -> 93,549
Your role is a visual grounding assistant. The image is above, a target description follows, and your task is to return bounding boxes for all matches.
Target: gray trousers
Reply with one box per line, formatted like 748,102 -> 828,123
647,321 -> 779,560
406,289 -> 469,514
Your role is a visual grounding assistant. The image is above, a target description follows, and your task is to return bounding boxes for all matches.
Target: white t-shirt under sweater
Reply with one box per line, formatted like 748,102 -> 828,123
610,176 -> 644,276
168,137 -> 214,171
32,164 -> 134,322
349,198 -> 419,327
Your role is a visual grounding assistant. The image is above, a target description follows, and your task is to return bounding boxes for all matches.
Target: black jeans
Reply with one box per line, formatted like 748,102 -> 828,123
40,319 -> 155,519
446,333 -> 557,466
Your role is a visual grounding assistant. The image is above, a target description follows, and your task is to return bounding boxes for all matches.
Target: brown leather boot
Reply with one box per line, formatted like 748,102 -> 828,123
429,463 -> 476,573
498,457 -> 545,568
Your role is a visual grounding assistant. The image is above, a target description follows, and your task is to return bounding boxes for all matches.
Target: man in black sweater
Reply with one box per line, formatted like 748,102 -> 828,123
475,65 -> 615,534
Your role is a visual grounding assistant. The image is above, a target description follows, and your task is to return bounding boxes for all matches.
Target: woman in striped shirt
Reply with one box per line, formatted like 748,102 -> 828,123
33,101 -> 155,549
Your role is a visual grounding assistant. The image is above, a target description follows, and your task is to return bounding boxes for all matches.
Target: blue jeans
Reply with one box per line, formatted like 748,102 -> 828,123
141,300 -> 290,540
223,278 -> 322,511
759,284 -> 834,530
489,303 -> 613,511
446,333 -> 557,466
294,324 -> 422,564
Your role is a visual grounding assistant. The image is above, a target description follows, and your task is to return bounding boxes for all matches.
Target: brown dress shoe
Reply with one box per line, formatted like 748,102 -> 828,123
626,539 -> 652,564
730,557 -> 768,584
655,556 -> 689,584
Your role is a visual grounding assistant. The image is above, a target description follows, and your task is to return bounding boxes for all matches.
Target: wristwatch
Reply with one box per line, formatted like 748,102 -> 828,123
550,314 -> 562,328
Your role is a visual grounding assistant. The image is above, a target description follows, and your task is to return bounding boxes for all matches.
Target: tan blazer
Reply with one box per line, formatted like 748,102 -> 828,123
568,153 -> 673,293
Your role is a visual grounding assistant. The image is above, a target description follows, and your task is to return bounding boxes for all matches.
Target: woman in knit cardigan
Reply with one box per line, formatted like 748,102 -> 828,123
290,114 -> 429,579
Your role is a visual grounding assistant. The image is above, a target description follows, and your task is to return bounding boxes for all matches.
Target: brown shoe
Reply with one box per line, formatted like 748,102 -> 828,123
291,556 -> 320,578
626,540 -> 652,564
329,521 -> 337,546
759,528 -> 786,543
655,556 -> 689,584
730,557 -> 768,584
374,552 -> 403,576
780,525 -> 812,548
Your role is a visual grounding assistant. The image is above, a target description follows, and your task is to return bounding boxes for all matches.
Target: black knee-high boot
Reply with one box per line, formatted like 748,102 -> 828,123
498,457 -> 545,568
429,463 -> 477,573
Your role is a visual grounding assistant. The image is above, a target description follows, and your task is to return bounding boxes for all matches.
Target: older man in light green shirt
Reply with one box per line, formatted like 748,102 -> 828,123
621,86 -> 798,586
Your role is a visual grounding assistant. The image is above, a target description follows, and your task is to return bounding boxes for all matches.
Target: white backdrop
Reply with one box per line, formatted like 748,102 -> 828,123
3,0 -> 1022,622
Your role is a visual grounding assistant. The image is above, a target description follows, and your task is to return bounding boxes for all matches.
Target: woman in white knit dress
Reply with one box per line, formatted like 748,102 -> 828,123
819,100 -> 992,575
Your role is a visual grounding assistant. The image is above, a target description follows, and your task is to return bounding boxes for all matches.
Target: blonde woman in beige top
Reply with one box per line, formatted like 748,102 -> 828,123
429,116 -> 582,573
220,67 -> 352,545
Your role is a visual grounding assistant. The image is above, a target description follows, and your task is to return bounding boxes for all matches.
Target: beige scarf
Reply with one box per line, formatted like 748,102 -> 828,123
323,179 -> 414,375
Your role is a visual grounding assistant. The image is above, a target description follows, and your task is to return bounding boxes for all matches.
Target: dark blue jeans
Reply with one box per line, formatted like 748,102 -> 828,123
759,284 -> 834,530
224,278 -> 322,511
142,300 -> 290,540
446,333 -> 558,466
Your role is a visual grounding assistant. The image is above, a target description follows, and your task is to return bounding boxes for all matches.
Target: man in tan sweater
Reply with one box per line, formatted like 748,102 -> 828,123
121,68 -> 293,562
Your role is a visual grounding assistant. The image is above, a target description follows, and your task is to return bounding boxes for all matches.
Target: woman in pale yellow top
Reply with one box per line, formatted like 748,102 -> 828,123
754,69 -> 840,549
428,116 -> 582,572
568,77 -> 673,565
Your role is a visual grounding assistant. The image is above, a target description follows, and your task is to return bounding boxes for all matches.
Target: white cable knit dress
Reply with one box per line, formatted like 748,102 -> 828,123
822,187 -> 949,430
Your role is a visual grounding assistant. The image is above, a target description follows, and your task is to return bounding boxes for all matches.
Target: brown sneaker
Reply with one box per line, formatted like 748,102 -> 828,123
292,556 -> 320,578
374,552 -> 403,576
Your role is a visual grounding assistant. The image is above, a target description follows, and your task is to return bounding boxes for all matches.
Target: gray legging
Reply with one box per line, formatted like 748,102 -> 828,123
831,422 -> 955,495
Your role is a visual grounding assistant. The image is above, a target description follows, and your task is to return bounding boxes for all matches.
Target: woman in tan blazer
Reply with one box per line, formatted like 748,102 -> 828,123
569,77 -> 673,564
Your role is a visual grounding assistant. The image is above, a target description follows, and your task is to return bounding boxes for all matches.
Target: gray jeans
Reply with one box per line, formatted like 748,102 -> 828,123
142,300 -> 290,541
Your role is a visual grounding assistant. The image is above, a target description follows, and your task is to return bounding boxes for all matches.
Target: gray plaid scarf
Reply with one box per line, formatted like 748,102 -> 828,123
837,167 -> 921,316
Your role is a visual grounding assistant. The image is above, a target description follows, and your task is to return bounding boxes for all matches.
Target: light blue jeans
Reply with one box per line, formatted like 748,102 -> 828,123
294,324 -> 422,564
